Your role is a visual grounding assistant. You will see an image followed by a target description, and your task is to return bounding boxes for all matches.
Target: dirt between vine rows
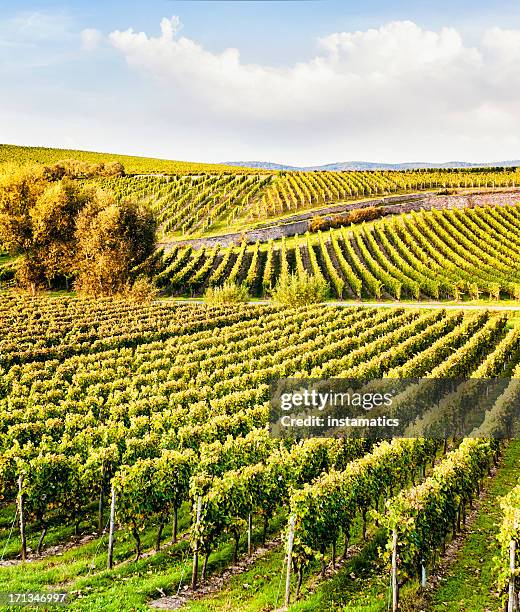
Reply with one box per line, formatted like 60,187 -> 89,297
149,536 -> 282,610
0,533 -> 97,566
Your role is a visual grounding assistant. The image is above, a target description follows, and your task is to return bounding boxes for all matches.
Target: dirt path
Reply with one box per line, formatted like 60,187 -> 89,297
0,533 -> 98,567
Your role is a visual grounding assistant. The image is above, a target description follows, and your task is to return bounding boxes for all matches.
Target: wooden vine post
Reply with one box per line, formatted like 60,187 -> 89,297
247,513 -> 253,557
391,528 -> 399,612
191,495 -> 202,590
17,475 -> 26,562
107,485 -> 116,569
421,557 -> 427,588
508,538 -> 517,612
284,515 -> 296,609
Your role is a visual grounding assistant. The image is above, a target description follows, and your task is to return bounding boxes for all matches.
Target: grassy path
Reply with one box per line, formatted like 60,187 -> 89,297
429,439 -> 520,611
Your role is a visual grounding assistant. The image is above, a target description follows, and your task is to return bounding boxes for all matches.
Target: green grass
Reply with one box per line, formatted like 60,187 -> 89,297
0,445 -> 517,612
0,506 -> 284,611
183,505 -> 383,612
186,191 -> 424,240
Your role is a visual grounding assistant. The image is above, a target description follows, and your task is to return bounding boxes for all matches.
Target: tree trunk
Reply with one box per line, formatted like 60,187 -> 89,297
132,523 -> 141,561
191,496 -> 202,591
201,550 -> 210,582
342,528 -> 350,559
17,476 -> 27,562
391,529 -> 399,612
247,513 -> 253,556
107,485 -> 116,570
156,521 -> 164,552
262,515 -> 268,545
362,508 -> 368,541
295,565 -> 304,599
284,516 -> 295,608
508,539 -> 516,612
233,533 -> 240,564
98,488 -> 104,533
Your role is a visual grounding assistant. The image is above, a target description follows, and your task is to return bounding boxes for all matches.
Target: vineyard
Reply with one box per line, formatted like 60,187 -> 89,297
3,145 -> 520,238
96,167 -> 520,237
0,295 -> 519,610
1,146 -> 520,611
155,202 -> 520,301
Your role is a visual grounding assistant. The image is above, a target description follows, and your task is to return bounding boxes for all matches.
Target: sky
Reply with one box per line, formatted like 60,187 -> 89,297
1,0 -> 520,166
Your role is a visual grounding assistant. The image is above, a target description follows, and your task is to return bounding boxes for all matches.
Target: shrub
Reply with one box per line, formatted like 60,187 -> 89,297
204,281 -> 250,305
308,206 -> 385,232
123,276 -> 159,304
271,271 -> 329,306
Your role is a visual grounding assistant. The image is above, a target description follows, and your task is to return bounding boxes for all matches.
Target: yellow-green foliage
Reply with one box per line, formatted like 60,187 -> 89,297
271,271 -> 330,306
204,281 -> 250,304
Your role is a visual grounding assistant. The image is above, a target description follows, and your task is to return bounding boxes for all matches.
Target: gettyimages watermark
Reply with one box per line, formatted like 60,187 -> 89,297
269,378 -> 520,439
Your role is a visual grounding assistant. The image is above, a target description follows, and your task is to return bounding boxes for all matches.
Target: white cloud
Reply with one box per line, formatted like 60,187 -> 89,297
4,14 -> 520,166
81,28 -> 102,51
106,16 -> 520,163
0,11 -> 74,45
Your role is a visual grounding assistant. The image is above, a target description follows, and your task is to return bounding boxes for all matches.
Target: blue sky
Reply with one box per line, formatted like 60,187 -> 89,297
1,0 -> 520,165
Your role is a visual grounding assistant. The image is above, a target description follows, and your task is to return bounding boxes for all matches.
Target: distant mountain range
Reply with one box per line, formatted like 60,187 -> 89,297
223,160 -> 520,171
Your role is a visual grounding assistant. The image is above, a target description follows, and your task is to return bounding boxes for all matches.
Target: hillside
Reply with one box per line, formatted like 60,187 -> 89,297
1,154 -> 520,612
0,144 -> 261,175
97,167 -> 520,238
0,296 -> 519,612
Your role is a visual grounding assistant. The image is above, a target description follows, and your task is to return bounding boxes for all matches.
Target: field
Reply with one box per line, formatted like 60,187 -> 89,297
0,295 -> 519,611
0,145 -> 519,611
3,145 -> 520,238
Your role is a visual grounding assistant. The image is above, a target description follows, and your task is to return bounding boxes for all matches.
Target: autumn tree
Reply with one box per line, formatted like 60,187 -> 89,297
75,196 -> 156,295
0,164 -> 47,254
30,179 -> 91,288
43,159 -> 125,181
0,164 -> 48,292
0,162 -> 155,295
